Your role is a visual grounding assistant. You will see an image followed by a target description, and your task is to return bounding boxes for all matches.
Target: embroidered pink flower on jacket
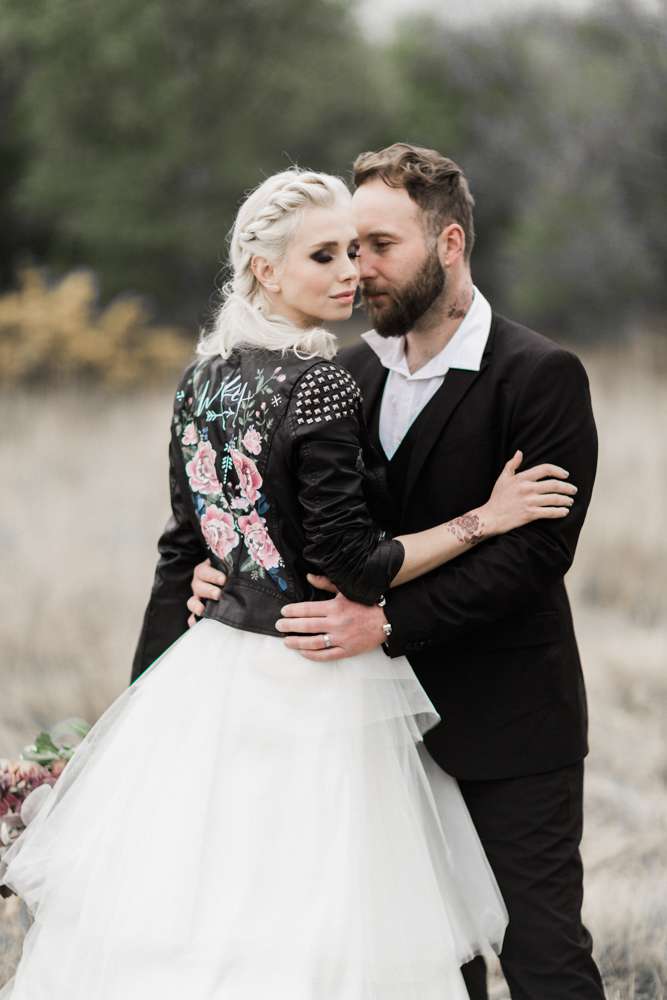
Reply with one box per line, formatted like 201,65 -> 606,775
200,506 -> 239,560
186,441 -> 222,495
231,448 -> 262,504
242,427 -> 262,456
181,422 -> 198,447
238,510 -> 281,571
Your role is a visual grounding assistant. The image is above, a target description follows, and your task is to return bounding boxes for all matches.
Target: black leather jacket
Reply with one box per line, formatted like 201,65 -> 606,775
131,348 -> 404,681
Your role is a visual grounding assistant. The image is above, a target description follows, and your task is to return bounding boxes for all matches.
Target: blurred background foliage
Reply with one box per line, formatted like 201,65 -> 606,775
0,0 -> 664,385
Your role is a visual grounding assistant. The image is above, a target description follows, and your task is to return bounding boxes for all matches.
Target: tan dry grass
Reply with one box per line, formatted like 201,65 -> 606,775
567,338 -> 667,626
1,345 -> 666,996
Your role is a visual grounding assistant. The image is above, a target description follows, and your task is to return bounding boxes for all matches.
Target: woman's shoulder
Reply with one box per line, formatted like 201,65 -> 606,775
292,357 -> 362,396
171,350 -> 363,430
228,349 -> 364,416
289,357 -> 363,430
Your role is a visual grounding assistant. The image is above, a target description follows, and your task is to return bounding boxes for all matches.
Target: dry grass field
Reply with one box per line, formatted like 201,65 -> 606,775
1,340 -> 665,997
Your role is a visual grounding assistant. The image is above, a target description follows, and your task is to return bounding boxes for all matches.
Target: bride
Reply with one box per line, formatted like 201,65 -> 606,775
1,168 -> 577,1000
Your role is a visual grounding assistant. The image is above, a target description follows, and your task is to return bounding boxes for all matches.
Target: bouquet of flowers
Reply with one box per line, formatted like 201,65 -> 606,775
0,718 -> 90,898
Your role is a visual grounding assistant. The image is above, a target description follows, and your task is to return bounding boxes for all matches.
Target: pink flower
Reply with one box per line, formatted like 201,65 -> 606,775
0,760 -> 53,817
242,427 -> 262,456
186,441 -> 221,495
181,422 -> 198,447
0,762 -> 13,794
0,793 -> 21,817
14,762 -> 50,787
238,510 -> 281,571
231,449 -> 262,504
200,506 -> 239,561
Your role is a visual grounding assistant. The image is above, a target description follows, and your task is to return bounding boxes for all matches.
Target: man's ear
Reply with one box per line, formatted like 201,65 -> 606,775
437,223 -> 466,268
251,254 -> 281,294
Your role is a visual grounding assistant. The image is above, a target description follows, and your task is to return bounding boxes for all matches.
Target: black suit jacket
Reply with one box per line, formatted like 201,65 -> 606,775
338,313 -> 598,781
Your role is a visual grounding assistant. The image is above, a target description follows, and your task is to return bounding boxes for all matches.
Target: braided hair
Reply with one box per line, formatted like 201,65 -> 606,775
198,169 -> 350,361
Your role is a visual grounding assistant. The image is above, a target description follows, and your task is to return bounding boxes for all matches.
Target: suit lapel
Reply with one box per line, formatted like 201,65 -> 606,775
399,370 -> 483,515
399,318 -> 497,516
342,315 -> 498,515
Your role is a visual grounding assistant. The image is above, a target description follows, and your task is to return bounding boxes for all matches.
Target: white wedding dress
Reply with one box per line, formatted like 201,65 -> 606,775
1,618 -> 507,999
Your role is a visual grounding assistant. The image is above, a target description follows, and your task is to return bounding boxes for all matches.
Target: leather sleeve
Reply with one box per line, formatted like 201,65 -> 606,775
130,428 -> 207,683
290,364 -> 405,605
383,349 -> 598,656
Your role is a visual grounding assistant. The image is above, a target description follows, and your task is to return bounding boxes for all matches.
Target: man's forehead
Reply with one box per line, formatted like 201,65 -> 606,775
352,180 -> 421,233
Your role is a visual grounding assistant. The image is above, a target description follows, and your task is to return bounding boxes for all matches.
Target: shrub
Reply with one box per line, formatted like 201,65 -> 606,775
0,268 -> 192,386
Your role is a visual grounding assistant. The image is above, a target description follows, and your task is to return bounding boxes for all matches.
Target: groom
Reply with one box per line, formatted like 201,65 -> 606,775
138,144 -> 605,999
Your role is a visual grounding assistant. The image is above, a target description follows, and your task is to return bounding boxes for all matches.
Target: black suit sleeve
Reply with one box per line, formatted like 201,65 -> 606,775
291,365 -> 404,605
383,349 -> 597,656
130,430 -> 208,683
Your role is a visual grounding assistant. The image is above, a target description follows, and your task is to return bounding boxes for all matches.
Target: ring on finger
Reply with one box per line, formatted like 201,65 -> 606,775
322,633 -> 333,649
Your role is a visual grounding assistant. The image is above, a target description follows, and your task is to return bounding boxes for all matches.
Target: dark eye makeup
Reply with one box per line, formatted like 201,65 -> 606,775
310,245 -> 360,264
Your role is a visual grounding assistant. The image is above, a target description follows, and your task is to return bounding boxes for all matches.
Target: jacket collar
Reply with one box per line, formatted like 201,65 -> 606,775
396,316 -> 497,516
360,286 -> 492,380
341,313 -> 498,519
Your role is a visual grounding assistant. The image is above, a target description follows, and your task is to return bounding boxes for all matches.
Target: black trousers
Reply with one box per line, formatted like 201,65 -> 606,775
458,762 -> 606,1000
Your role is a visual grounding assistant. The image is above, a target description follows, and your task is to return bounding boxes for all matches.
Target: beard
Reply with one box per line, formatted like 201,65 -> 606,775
361,247 -> 446,338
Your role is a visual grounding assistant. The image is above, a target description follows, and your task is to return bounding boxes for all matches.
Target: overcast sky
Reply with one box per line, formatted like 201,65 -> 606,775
358,0 -> 662,36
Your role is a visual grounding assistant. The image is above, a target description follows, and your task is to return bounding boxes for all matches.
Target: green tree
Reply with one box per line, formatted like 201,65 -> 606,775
382,2 -> 667,340
0,0 -> 391,323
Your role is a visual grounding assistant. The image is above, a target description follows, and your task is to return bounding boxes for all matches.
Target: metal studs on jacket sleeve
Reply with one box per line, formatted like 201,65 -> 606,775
293,364 -> 362,426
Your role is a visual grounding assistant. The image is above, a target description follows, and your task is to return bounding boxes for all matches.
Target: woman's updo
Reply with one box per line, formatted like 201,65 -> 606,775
197,168 -> 351,361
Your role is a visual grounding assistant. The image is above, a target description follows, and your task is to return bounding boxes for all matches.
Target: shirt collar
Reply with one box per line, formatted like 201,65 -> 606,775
361,286 -> 492,380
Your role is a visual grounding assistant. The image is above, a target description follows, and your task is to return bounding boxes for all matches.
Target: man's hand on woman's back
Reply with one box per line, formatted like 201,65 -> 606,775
187,559 -> 227,626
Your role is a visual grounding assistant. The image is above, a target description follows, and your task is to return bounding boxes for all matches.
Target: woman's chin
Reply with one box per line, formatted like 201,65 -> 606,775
323,302 -> 355,323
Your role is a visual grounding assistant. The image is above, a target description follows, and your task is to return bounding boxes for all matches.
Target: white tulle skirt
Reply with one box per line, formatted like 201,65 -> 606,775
1,619 -> 506,1000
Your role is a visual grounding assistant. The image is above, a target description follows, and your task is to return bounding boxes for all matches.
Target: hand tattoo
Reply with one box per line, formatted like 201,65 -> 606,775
447,514 -> 484,545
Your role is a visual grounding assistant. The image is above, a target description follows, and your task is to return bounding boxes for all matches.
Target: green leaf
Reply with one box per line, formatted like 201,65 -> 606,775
34,732 -> 60,756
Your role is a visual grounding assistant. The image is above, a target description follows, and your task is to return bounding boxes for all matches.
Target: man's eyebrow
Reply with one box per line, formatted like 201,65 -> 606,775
363,230 -> 399,239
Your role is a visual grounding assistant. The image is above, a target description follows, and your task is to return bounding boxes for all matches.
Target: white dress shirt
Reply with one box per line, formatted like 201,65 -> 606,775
361,287 -> 493,459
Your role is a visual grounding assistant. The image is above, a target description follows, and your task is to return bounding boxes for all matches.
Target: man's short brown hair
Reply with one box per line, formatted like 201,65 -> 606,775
353,143 -> 475,260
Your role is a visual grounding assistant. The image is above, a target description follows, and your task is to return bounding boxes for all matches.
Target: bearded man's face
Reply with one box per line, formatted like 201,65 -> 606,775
361,243 -> 445,338
352,179 -> 445,337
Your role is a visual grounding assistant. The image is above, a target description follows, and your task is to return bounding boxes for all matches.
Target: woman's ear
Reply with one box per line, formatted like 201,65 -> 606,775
251,255 -> 280,294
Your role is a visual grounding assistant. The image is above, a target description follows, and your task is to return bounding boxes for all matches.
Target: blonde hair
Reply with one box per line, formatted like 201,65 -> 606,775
198,168 -> 351,361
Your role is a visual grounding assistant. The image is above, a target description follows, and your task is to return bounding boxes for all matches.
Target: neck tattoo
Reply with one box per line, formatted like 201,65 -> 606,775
447,304 -> 467,320
446,288 -> 473,321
